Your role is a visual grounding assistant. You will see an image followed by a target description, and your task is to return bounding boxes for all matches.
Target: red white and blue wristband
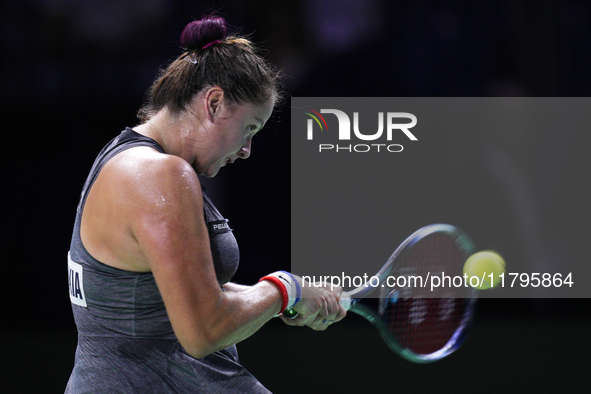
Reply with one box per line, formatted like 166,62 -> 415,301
259,271 -> 302,314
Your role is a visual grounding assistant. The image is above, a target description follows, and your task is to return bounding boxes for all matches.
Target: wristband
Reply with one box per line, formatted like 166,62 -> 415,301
259,271 -> 302,314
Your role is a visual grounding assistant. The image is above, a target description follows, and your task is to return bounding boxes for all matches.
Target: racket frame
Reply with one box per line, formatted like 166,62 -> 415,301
345,223 -> 477,362
285,223 -> 477,363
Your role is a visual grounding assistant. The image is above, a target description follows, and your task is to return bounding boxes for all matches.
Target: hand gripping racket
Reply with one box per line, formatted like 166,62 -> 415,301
284,224 -> 477,363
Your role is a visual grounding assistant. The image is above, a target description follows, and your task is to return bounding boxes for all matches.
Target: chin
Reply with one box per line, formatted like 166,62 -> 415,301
200,170 -> 216,178
199,158 -> 227,178
194,163 -> 217,178
203,166 -> 222,178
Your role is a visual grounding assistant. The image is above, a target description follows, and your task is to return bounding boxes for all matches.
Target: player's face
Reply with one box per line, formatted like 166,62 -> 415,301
197,99 -> 274,178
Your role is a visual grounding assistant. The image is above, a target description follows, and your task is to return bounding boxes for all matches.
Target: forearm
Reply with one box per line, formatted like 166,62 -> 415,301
187,280 -> 282,358
222,282 -> 252,292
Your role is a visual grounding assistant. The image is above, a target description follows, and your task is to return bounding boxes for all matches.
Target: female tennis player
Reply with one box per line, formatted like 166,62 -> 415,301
65,15 -> 345,393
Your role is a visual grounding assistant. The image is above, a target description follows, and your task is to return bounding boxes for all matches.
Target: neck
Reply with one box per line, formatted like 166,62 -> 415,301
135,109 -> 207,166
134,108 -> 181,155
147,120 -> 171,154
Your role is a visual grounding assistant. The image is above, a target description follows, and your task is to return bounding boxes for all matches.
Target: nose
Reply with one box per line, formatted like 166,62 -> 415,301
237,138 -> 252,159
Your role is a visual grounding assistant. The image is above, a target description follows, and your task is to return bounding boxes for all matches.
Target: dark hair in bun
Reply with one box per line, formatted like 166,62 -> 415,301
180,16 -> 227,51
139,15 -> 282,122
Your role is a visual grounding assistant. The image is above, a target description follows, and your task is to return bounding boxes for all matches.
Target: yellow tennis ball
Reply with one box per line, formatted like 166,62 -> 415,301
463,251 -> 506,289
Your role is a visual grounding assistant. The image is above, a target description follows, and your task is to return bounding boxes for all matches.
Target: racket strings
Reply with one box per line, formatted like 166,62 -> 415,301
383,233 -> 469,355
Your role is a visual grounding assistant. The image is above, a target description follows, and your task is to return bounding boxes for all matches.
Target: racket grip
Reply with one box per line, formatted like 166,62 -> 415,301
282,297 -> 352,319
340,297 -> 352,311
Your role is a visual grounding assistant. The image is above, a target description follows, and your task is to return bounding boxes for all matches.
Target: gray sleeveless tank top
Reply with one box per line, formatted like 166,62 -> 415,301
65,128 -> 271,393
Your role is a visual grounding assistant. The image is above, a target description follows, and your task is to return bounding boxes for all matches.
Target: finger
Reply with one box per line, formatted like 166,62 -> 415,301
307,315 -> 336,331
279,313 -> 314,326
278,314 -> 300,326
294,306 -> 322,327
315,298 -> 347,326
322,295 -> 341,320
331,285 -> 344,298
333,304 -> 347,322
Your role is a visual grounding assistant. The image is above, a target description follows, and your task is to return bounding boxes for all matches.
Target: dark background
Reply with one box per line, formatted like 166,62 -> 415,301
2,1 -> 590,393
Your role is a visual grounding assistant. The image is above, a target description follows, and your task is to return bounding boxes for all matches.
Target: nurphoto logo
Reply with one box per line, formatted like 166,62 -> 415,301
303,107 -> 418,153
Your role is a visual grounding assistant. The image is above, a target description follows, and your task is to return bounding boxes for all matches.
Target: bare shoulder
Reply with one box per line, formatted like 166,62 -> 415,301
81,147 -> 204,272
107,146 -> 207,238
113,147 -> 202,203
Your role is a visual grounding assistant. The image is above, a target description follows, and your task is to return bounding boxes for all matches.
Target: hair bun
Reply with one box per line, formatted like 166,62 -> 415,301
180,16 -> 227,51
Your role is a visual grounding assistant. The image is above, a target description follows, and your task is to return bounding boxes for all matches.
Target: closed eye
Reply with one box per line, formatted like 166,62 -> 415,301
247,125 -> 262,138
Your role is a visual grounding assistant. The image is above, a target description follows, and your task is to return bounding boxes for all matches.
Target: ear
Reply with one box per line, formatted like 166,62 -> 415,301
204,87 -> 225,121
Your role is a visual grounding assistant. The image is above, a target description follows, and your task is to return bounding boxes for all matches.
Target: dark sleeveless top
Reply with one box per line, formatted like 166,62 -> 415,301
65,128 -> 271,393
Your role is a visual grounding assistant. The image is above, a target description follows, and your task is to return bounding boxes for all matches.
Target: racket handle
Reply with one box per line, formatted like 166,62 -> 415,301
282,297 -> 352,319
340,297 -> 352,311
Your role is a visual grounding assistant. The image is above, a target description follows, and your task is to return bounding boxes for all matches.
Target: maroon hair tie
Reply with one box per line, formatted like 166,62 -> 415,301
201,40 -> 222,49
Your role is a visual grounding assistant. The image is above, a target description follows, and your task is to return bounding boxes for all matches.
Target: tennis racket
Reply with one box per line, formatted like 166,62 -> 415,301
284,223 -> 477,363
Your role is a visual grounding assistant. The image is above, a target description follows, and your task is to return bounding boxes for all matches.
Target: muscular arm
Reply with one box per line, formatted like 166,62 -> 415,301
223,282 -> 252,292
130,154 -> 284,358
